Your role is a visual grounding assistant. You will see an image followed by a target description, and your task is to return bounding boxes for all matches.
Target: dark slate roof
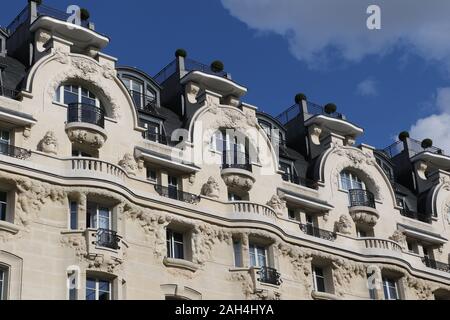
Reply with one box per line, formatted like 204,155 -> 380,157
0,55 -> 27,90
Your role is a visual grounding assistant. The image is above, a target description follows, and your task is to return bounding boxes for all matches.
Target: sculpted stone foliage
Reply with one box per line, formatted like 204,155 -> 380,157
67,128 -> 106,149
334,215 -> 353,235
47,54 -> 119,118
39,131 -> 58,155
266,195 -> 286,217
16,177 -> 67,228
406,276 -> 434,300
222,174 -> 254,192
201,177 -> 220,198
118,153 -> 138,176
331,259 -> 366,297
60,234 -> 123,273
192,223 -> 232,265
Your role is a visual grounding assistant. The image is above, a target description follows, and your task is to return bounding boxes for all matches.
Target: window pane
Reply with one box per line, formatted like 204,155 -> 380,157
98,291 -> 110,300
64,89 -> 78,105
86,278 -> 96,290
173,232 -> 183,243
98,280 -> 110,292
86,288 -> 96,300
98,208 -> 110,230
86,203 -> 97,229
174,242 -> 184,259
70,202 -> 78,230
233,241 -> 242,267
249,251 -> 256,267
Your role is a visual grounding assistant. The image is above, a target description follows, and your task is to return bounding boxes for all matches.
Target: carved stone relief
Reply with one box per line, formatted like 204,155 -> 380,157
201,177 -> 220,198
39,131 -> 58,155
67,128 -> 106,149
118,153 -> 138,176
266,195 -> 286,217
389,230 -> 407,249
334,215 -> 353,235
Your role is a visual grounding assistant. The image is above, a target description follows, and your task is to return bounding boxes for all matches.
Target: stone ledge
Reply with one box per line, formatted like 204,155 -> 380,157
0,220 -> 21,235
311,290 -> 341,300
163,257 -> 200,272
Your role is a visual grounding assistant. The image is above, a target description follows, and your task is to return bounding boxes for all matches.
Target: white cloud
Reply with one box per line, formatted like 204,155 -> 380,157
221,0 -> 450,70
410,88 -> 450,154
356,78 -> 378,96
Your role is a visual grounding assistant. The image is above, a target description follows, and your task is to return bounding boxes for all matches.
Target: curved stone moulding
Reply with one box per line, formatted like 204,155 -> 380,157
349,206 -> 380,227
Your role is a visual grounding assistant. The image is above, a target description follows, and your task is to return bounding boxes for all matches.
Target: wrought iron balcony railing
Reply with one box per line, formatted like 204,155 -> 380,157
299,224 -> 337,241
0,142 -> 31,160
154,185 -> 200,204
400,208 -> 432,224
280,172 -> 319,190
257,266 -> 282,286
96,228 -> 121,250
222,151 -> 252,172
422,257 -> 450,273
0,86 -> 20,100
349,189 -> 376,209
67,103 -> 105,128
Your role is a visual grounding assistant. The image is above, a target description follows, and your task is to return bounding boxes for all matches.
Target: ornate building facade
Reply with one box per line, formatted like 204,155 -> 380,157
0,1 -> 449,300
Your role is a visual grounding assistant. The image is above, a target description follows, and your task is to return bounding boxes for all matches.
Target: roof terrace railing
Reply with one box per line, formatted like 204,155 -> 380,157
7,4 -> 90,35
0,86 -> 20,100
153,58 -> 229,84
382,138 -> 446,159
275,101 -> 344,126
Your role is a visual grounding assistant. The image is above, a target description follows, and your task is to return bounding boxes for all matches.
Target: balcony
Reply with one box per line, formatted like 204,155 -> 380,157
154,185 -> 200,204
0,86 -> 20,100
96,228 -> 121,250
348,189 -> 379,227
221,151 -> 255,192
422,257 -> 450,273
0,142 -> 31,160
66,103 -> 107,149
67,103 -> 105,128
299,224 -> 337,242
281,172 -> 319,190
400,208 -> 432,224
143,132 -> 180,147
257,266 -> 282,286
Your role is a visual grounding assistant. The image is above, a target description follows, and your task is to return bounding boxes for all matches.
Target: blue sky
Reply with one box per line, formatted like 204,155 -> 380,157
1,0 -> 449,151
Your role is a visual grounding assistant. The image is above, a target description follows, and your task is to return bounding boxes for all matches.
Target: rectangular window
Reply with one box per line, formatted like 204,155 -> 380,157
168,176 -> 179,200
0,191 -> 7,221
70,201 -> 78,230
142,120 -> 161,141
249,243 -> 267,268
233,240 -> 242,267
166,229 -> 184,260
146,167 -> 157,182
313,266 -> 326,293
383,278 -> 399,300
288,209 -> 296,220
64,85 -> 79,105
86,277 -> 111,300
0,268 -> 5,300
356,228 -> 367,238
87,202 -> 111,230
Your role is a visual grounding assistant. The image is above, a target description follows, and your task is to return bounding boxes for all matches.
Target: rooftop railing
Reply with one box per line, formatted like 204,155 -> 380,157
400,207 -> 432,224
7,4 -> 90,35
383,138 -> 446,159
153,58 -> 229,84
275,101 -> 344,126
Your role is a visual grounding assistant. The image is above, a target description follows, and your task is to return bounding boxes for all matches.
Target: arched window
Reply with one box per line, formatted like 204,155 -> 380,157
54,85 -> 102,108
340,170 -> 365,191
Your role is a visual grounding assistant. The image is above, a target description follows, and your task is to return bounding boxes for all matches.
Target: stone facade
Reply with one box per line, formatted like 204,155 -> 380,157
0,1 -> 449,301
